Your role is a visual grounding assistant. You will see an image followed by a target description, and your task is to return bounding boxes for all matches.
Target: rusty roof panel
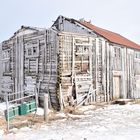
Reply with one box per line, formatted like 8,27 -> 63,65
78,21 -> 140,50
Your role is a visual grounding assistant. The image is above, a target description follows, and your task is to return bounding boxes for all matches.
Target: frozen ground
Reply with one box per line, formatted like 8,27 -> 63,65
1,104 -> 140,140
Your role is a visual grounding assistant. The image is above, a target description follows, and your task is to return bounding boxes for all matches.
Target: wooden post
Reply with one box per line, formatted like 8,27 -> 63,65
72,37 -> 75,85
59,84 -> 63,110
35,88 -> 38,107
44,94 -> 49,122
20,36 -> 24,98
95,38 -> 99,99
6,94 -> 9,131
109,46 -> 114,101
101,40 -> 106,102
89,37 -> 93,76
106,42 -> 110,102
121,48 -> 128,99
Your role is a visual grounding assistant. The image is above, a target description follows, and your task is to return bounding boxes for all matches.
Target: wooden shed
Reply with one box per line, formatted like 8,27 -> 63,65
0,16 -> 140,110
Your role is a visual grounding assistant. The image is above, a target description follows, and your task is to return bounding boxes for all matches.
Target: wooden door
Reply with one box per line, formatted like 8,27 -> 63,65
113,76 -> 120,99
135,76 -> 140,98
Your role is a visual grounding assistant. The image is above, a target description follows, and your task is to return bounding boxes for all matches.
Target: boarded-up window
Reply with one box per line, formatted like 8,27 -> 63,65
2,50 -> 10,73
2,50 -> 10,59
135,52 -> 140,59
3,61 -> 10,73
134,62 -> 140,75
114,47 -> 121,58
25,41 -> 39,58
28,48 -> 32,55
75,45 -> 90,74
27,59 -> 38,74
33,47 -> 37,55
25,41 -> 39,75
134,51 -> 140,74
61,36 -> 72,73
113,47 -> 122,70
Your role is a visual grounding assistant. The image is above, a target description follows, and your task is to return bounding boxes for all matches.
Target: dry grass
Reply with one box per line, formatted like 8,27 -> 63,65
0,113 -> 45,131
0,118 -> 6,126
133,99 -> 140,104
63,106 -> 75,114
2,100 -> 139,131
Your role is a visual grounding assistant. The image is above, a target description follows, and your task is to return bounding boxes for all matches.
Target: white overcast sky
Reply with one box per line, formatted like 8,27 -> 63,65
0,0 -> 140,44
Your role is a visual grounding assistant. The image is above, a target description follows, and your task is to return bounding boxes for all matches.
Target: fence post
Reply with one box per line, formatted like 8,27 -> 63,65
59,84 -> 64,110
6,94 -> 9,131
35,88 -> 38,107
44,94 -> 49,122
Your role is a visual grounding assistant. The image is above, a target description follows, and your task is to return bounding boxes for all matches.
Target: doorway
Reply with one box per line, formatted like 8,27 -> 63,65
113,76 -> 121,99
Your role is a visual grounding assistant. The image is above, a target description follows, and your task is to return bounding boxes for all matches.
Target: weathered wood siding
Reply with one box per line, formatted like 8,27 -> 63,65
0,28 -> 60,110
23,30 -> 60,110
53,16 -> 140,104
0,16 -> 140,110
133,50 -> 140,98
0,40 -> 14,101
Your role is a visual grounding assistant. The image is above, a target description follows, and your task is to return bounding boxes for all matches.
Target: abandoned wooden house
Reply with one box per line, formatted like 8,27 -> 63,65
0,15 -> 140,110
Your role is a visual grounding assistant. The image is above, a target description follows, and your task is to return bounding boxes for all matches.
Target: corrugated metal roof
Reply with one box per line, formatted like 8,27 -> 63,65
77,20 -> 140,50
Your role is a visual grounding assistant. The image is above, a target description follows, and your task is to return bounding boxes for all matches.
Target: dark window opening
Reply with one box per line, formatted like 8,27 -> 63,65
114,48 -> 121,58
33,47 -> 37,55
28,48 -> 32,55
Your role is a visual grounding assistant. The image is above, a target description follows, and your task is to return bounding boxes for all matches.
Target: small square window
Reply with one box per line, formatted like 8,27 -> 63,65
114,48 -> 121,58
28,48 -> 32,55
33,47 -> 37,55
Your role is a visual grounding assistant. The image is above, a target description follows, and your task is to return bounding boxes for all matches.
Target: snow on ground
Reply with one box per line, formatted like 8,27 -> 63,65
0,102 -> 19,117
34,107 -> 53,116
1,104 -> 140,140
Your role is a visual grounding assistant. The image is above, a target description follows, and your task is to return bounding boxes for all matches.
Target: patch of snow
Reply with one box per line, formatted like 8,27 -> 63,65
35,107 -> 44,116
2,104 -> 140,140
32,107 -> 52,116
0,102 -> 7,112
0,102 -> 18,116
55,112 -> 66,118
20,127 -> 32,132
0,130 -> 4,139
11,128 -> 18,133
116,98 -> 133,101
67,113 -> 86,119
78,105 -> 95,112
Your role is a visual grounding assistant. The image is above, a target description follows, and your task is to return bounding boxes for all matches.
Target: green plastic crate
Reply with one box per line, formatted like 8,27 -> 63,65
29,100 -> 36,112
26,102 -> 30,113
26,100 -> 36,113
5,109 -> 14,121
19,103 -> 28,115
19,100 -> 37,115
5,106 -> 19,121
13,106 -> 19,116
